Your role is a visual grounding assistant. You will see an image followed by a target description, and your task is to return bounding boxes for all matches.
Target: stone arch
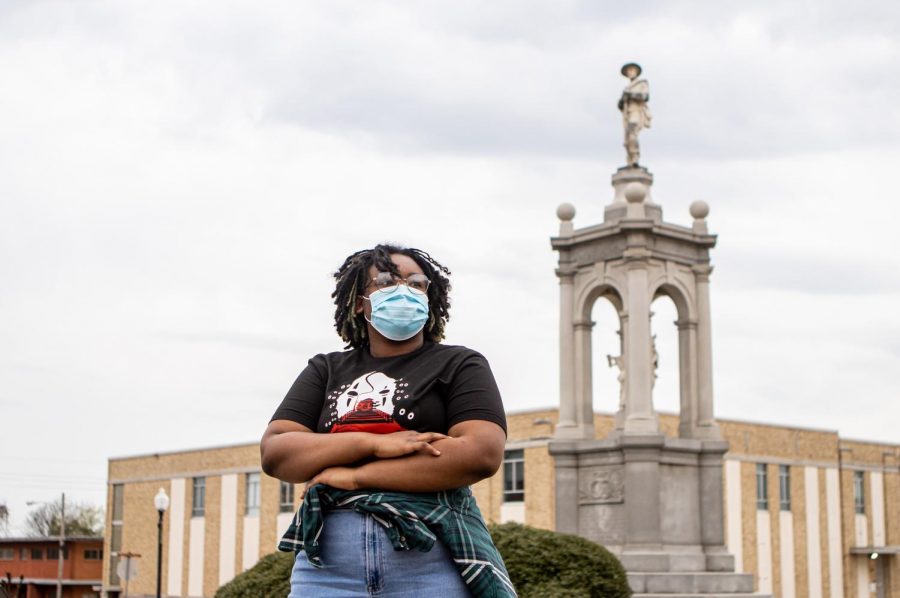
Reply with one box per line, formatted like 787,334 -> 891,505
577,279 -> 624,324
649,278 -> 700,438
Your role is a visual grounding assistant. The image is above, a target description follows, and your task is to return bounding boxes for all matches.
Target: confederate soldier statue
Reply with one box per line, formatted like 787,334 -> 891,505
618,62 -> 651,166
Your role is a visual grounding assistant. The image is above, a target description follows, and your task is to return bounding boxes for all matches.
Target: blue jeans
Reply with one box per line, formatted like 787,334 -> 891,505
289,509 -> 472,597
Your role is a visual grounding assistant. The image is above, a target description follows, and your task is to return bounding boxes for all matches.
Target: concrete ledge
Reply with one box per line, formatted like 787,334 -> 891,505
628,572 -> 755,594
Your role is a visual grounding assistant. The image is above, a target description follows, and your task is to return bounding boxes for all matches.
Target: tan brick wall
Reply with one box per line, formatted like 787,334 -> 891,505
181,482 -> 192,596
740,461 -> 758,591
259,473 -> 280,557
101,478 -> 113,589
885,457 -> 900,598
109,443 -> 259,482
793,464 -> 809,598
819,467 -> 832,598
840,467 -> 858,598
203,475 -> 221,598
470,478 -> 494,522
506,408 -> 557,441
234,473 -> 247,575
118,480 -> 170,597
523,445 -> 554,530
768,464 -> 782,597
718,419 -> 840,462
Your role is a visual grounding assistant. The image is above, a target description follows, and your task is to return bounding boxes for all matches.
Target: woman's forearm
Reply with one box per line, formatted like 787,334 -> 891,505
310,421 -> 507,493
261,426 -> 377,482
353,436 -> 498,491
261,420 -> 449,483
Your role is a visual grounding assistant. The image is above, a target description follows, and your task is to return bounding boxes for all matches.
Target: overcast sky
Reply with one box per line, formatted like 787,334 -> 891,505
2,1 -> 899,534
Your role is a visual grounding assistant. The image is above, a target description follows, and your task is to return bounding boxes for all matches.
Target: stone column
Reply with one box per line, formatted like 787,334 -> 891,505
549,447 -> 579,534
693,265 -> 720,439
676,318 -> 698,438
614,314 -> 628,432
623,436 -> 664,550
699,441 -> 733,571
623,257 -> 658,435
555,268 -> 579,438
574,318 -> 596,438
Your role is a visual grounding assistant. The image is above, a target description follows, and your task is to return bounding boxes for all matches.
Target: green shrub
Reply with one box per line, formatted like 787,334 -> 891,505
489,522 -> 631,598
214,551 -> 293,598
216,523 -> 631,598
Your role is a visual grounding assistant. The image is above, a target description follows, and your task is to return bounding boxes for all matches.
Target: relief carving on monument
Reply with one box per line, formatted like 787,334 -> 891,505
578,467 -> 624,505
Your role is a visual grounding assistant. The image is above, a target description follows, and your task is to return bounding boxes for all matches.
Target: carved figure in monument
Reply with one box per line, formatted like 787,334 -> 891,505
607,353 -> 626,412
650,333 -> 659,389
618,62 -> 651,166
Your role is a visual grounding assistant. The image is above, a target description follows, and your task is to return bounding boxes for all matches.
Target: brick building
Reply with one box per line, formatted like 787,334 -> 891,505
0,536 -> 103,598
101,410 -> 899,598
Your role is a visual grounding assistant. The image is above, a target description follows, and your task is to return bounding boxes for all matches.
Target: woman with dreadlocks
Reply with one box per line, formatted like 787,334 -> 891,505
261,244 -> 515,598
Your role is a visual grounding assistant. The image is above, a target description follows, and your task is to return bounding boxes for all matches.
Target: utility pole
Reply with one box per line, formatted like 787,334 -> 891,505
57,492 -> 65,598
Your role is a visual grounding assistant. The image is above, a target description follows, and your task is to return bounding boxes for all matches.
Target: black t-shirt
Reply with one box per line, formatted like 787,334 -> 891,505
271,342 -> 507,436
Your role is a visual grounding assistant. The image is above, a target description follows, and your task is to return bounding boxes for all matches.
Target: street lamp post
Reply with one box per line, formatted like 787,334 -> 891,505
153,488 -> 169,598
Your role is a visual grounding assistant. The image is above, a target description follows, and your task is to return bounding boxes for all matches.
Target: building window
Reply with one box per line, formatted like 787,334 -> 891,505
84,548 -> 103,560
112,483 -> 124,522
31,548 -> 44,560
778,465 -> 791,511
503,449 -> 525,502
755,463 -> 768,510
246,472 -> 261,516
110,483 -> 124,587
0,548 -> 14,560
192,477 -> 206,517
20,547 -> 30,560
47,547 -> 68,560
854,471 -> 865,514
279,481 -> 295,513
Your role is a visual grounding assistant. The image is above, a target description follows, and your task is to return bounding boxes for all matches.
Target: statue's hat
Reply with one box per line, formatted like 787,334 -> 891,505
621,62 -> 642,77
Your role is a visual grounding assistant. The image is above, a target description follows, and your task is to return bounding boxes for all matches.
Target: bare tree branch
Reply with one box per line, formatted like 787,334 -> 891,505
24,499 -> 103,537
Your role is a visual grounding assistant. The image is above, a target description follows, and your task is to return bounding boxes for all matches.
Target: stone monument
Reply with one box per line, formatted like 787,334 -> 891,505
548,64 -> 769,597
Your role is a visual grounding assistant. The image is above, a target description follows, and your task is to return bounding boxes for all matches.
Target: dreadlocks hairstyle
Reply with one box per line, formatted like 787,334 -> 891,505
332,244 -> 452,349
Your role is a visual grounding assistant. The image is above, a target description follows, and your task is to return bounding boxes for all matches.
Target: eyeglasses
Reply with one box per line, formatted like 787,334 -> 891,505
368,272 -> 431,295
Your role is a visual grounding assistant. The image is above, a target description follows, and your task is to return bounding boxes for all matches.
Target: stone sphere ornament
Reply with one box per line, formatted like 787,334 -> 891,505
689,200 -> 710,220
557,202 -> 576,221
624,182 -> 647,204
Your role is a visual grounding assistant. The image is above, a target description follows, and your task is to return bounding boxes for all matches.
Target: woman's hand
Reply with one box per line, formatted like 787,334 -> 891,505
305,467 -> 360,494
372,430 -> 448,458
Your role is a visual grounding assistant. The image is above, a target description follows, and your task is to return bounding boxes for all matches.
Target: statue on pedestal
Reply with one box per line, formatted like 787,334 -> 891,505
618,62 -> 651,166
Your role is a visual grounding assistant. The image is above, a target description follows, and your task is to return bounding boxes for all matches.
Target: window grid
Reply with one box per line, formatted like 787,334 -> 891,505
854,471 -> 865,515
778,465 -> 791,511
503,449 -> 525,503
192,477 -> 206,518
755,463 -> 768,510
84,548 -> 103,560
279,481 -> 295,513
47,547 -> 69,560
246,473 -> 261,516
0,548 -> 14,560
111,484 -> 124,522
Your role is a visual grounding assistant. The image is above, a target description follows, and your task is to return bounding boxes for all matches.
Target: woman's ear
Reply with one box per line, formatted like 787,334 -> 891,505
355,295 -> 364,314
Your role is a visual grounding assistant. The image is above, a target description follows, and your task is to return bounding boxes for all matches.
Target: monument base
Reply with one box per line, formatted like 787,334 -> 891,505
549,435 -> 770,596
605,165 -> 662,223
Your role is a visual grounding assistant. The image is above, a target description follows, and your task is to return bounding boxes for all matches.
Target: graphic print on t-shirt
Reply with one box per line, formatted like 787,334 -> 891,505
323,371 -> 416,434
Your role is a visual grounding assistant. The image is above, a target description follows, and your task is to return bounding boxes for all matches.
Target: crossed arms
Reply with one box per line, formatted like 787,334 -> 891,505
260,419 -> 506,492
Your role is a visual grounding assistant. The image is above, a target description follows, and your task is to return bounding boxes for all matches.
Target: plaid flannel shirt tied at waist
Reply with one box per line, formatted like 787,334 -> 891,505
278,484 -> 517,598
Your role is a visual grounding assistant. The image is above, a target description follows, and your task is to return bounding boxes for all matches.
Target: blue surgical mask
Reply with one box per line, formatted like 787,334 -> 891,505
364,285 -> 429,341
